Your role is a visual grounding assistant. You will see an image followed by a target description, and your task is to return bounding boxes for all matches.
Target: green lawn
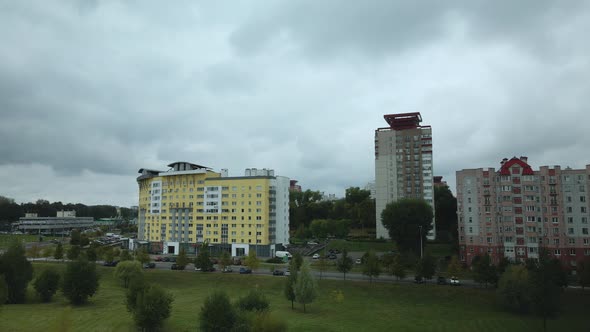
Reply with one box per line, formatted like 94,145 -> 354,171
0,262 -> 588,332
0,234 -> 39,249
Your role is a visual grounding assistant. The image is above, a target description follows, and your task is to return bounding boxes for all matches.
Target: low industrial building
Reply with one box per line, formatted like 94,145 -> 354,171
14,211 -> 94,235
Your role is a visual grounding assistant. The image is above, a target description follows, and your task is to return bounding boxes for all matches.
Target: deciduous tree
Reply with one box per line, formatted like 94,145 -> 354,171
115,261 -> 143,288
54,242 -> 64,260
62,259 -> 99,305
176,247 -> 189,269
284,262 -> 298,309
362,250 -> 381,283
128,283 -> 173,332
0,241 -> 33,303
381,198 -> 433,255
34,269 -> 60,302
245,250 -> 260,271
336,249 -> 353,280
496,265 -> 530,314
199,291 -> 237,332
295,262 -> 318,313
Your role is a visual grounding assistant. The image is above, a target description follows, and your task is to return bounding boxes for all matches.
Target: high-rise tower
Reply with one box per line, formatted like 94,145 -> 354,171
375,112 -> 435,240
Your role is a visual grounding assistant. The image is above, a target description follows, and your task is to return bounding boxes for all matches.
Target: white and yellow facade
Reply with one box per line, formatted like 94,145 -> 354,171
137,162 -> 290,257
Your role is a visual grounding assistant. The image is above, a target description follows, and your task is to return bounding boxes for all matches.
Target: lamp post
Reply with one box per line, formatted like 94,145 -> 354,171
418,225 -> 423,259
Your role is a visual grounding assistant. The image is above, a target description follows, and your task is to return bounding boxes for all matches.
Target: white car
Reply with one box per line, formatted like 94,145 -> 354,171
312,254 -> 320,259
450,277 -> 460,286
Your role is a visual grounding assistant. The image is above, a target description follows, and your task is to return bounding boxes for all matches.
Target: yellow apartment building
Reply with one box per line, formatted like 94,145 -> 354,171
137,162 -> 290,257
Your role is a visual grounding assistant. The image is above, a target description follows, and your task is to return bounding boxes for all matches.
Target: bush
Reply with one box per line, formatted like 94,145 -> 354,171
128,283 -> 173,331
199,291 -> 237,332
62,259 -> 99,305
0,275 -> 7,305
33,269 -> 61,302
67,245 -> 81,260
236,289 -> 270,312
252,312 -> 288,332
496,265 -> 530,313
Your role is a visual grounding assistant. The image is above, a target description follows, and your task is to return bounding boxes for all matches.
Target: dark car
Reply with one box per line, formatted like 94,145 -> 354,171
328,254 -> 337,260
171,264 -> 185,270
169,257 -> 177,263
272,269 -> 285,276
163,257 -> 170,262
103,260 -> 119,267
239,267 -> 252,274
414,276 -> 424,284
155,256 -> 163,262
437,276 -> 447,285
143,262 -> 156,269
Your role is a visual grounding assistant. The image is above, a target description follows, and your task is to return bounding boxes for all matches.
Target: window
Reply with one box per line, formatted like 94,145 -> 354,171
570,249 -> 576,256
554,249 -> 561,255
582,207 -> 587,213
583,228 -> 589,235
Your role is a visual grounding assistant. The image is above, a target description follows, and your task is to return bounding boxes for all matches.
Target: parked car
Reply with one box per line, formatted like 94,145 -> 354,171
169,257 -> 177,263
414,276 -> 424,284
171,264 -> 186,270
285,268 -> 291,276
437,276 -> 447,285
222,267 -> 233,273
307,241 -> 319,245
103,260 -> 119,267
163,257 -> 170,262
312,254 -> 320,260
272,269 -> 285,276
450,277 -> 460,286
328,254 -> 337,260
355,258 -> 362,264
239,267 -> 252,274
155,256 -> 163,262
143,262 -> 156,269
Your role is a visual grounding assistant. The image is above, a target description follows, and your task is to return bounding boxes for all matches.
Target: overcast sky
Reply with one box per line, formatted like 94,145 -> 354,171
1,1 -> 590,207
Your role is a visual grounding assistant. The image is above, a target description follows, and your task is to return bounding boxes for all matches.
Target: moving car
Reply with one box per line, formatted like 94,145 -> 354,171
103,260 -> 119,267
414,276 -> 424,284
143,262 -> 156,269
272,269 -> 285,276
437,276 -> 447,285
285,268 -> 291,276
239,267 -> 252,274
222,267 -> 233,273
328,254 -> 337,260
450,276 -> 460,286
355,258 -> 362,264
171,264 -> 185,270
312,254 -> 320,259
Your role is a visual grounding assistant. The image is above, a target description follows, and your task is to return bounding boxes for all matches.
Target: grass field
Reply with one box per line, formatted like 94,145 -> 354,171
0,234 -> 63,249
326,239 -> 396,252
0,262 -> 588,332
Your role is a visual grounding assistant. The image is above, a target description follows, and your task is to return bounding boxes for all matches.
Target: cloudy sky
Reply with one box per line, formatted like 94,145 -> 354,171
1,1 -> 590,207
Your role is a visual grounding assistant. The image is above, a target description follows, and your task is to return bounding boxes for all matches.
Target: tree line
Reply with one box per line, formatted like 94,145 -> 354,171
0,196 -> 136,228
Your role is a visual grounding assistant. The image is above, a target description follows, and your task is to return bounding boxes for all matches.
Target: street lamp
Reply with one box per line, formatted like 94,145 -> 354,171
418,226 -> 423,259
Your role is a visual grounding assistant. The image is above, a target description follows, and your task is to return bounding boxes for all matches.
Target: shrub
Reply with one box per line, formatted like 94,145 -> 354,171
252,312 -> 288,332
199,291 -> 237,332
114,261 -> 143,288
266,257 -> 284,264
33,269 -> 61,302
496,265 -> 530,313
236,289 -> 269,312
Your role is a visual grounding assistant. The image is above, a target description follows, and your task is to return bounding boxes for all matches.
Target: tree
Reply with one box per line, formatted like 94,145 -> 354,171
69,229 -> 81,245
496,265 -> 531,314
0,241 -> 33,303
62,259 -> 99,305
54,242 -> 64,260
219,251 -> 232,271
527,249 -> 563,331
176,247 -> 189,269
577,259 -> 590,290
390,253 -> 406,280
434,185 -> 458,242
136,248 -> 150,265
317,252 -> 328,280
103,247 -> 115,263
67,245 -> 81,260
252,312 -> 288,332
327,219 -> 352,239
295,262 -> 318,313
0,275 -> 7,306
120,249 -> 132,262
199,291 -> 237,332
362,251 -> 381,283
336,249 -> 353,280
128,283 -> 174,332
80,234 -> 90,246
381,198 -> 433,255
194,246 -> 213,271
292,252 -> 303,272
33,269 -> 61,302
284,262 -> 298,309
245,250 -> 260,271
85,246 -> 97,262
416,254 -> 436,280
310,219 -> 329,240
115,261 -> 143,288
447,256 -> 462,278
472,254 -> 498,287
